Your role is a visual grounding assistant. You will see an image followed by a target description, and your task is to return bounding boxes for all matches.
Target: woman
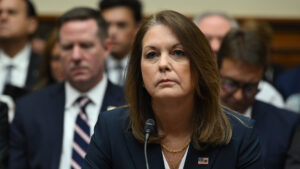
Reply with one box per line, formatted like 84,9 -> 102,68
83,10 -> 263,169
34,28 -> 65,89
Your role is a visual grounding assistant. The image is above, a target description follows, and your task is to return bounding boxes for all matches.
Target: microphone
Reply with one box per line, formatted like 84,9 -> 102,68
144,119 -> 155,169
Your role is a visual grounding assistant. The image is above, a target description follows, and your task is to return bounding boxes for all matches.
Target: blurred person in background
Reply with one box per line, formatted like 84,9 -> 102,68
218,29 -> 300,169
34,28 -> 65,90
194,11 -> 285,109
99,0 -> 142,86
0,0 -> 40,100
31,24 -> 52,57
241,19 -> 286,86
193,11 -> 238,58
9,7 -> 126,169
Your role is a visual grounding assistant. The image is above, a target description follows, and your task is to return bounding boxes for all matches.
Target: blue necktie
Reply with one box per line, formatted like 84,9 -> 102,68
71,96 -> 91,169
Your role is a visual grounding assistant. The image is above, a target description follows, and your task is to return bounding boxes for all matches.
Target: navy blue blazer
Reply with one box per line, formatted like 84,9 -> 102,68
83,107 -> 263,169
25,51 -> 41,90
9,81 -> 126,169
274,66 -> 300,100
0,102 -> 9,169
251,100 -> 300,169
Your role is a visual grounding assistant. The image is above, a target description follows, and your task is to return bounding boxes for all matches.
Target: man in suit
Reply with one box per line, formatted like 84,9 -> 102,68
9,7 -> 126,169
0,101 -> 9,169
193,11 -> 285,109
99,0 -> 142,86
218,29 -> 300,169
193,11 -> 238,57
0,0 -> 40,99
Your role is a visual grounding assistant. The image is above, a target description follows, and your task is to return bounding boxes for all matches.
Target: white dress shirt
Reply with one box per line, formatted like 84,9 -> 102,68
58,74 -> 108,169
0,44 -> 31,94
255,80 -> 285,108
162,147 -> 189,169
105,55 -> 129,86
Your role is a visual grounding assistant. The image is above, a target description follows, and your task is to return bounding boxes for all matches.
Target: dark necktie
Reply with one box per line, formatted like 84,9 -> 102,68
71,96 -> 91,169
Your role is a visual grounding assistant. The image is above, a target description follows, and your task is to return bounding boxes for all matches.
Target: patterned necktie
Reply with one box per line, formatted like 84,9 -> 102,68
5,64 -> 14,85
71,96 -> 91,169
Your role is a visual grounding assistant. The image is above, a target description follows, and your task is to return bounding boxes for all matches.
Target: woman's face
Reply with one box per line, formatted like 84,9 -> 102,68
50,43 -> 65,82
141,24 -> 194,100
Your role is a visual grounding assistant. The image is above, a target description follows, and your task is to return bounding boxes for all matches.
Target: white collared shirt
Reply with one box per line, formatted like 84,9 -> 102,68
106,55 -> 129,86
255,80 -> 285,108
0,44 -> 31,94
243,106 -> 253,118
58,74 -> 108,169
162,146 -> 189,169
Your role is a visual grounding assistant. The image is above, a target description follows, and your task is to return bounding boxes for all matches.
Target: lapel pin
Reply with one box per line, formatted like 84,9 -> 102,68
107,106 -> 117,111
198,157 -> 209,165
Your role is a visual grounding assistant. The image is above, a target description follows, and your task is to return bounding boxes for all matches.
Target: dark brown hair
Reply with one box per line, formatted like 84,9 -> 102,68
34,28 -> 59,89
57,7 -> 108,45
125,10 -> 232,150
217,29 -> 268,72
99,0 -> 142,23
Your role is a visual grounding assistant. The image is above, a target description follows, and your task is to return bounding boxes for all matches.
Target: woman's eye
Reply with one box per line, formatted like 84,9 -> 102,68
145,52 -> 157,59
173,50 -> 185,57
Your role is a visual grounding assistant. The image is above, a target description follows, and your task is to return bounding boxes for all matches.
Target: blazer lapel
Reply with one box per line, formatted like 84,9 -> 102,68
101,80 -> 125,112
48,83 -> 65,169
184,145 -> 221,169
123,130 -> 164,169
25,52 -> 41,89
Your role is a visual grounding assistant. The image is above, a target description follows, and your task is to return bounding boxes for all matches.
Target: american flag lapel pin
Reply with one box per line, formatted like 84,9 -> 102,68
198,157 -> 209,165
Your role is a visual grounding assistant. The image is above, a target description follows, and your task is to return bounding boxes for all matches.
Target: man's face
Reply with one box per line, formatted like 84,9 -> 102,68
219,58 -> 263,113
101,6 -> 138,59
0,0 -> 36,40
197,15 -> 232,56
59,19 -> 109,92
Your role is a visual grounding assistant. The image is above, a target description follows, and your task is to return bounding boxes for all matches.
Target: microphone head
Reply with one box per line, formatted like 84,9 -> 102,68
144,118 -> 155,134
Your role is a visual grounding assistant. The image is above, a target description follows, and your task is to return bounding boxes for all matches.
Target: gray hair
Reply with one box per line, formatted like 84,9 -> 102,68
193,11 -> 239,29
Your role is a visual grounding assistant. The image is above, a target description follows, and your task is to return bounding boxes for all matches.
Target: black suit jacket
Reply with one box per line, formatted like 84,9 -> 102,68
0,102 -> 9,169
3,51 -> 41,100
9,81 -> 126,169
274,66 -> 300,100
83,107 -> 263,169
251,100 -> 300,169
285,123 -> 300,169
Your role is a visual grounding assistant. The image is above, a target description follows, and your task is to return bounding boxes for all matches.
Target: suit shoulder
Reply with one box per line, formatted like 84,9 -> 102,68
255,100 -> 300,125
223,106 -> 254,128
98,107 -> 130,131
16,83 -> 63,105
100,107 -> 129,122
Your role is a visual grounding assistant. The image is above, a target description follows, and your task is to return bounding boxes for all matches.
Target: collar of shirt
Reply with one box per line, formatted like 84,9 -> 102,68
65,73 -> 108,110
0,43 -> 31,70
0,44 -> 31,93
106,55 -> 129,70
243,106 -> 253,118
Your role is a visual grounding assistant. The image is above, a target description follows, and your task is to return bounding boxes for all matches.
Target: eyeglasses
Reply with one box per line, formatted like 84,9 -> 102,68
220,77 -> 259,98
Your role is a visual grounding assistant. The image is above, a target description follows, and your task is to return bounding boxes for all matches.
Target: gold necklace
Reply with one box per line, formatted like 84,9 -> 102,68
161,138 -> 191,153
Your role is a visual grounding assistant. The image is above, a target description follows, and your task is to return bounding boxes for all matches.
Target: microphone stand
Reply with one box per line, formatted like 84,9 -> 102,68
144,119 -> 155,169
